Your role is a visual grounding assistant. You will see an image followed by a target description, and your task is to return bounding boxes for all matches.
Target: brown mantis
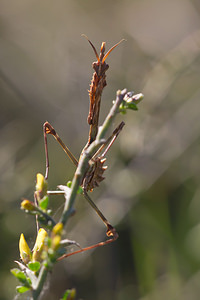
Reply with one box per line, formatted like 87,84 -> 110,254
43,36 -> 125,259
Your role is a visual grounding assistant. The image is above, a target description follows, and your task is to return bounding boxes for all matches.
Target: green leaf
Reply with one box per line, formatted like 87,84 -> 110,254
61,288 -> 76,300
127,102 -> 138,111
16,285 -> 31,294
119,102 -> 127,114
28,261 -> 41,272
77,186 -> 83,194
39,196 -> 49,210
66,181 -> 83,194
11,268 -> 23,278
66,181 -> 72,188
11,268 -> 31,286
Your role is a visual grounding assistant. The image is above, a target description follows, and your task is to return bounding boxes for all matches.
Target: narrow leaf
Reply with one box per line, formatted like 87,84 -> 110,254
39,196 -> 49,210
11,268 -> 30,286
16,285 -> 31,294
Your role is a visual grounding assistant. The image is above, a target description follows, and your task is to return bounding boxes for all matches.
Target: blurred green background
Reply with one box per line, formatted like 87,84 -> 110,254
1,0 -> 200,299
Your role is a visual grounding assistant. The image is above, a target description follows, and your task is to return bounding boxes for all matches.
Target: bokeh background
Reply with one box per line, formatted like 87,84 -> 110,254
1,0 -> 200,299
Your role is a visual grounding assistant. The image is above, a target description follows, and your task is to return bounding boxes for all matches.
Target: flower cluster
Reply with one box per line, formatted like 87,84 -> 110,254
19,228 -> 48,264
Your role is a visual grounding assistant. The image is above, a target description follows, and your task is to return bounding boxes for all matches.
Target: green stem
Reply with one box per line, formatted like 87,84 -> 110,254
32,265 -> 49,300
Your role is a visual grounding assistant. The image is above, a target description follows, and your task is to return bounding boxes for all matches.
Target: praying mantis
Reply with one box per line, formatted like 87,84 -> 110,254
43,36 -> 126,258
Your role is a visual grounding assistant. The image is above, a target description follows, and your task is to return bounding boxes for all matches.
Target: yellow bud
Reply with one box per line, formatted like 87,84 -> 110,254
21,200 -> 35,211
32,228 -> 48,262
52,235 -> 61,250
19,233 -> 32,264
36,173 -> 47,200
52,223 -> 63,235
68,288 -> 76,300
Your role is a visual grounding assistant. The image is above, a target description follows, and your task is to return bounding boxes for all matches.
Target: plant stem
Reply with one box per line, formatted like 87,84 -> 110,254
32,265 -> 49,300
